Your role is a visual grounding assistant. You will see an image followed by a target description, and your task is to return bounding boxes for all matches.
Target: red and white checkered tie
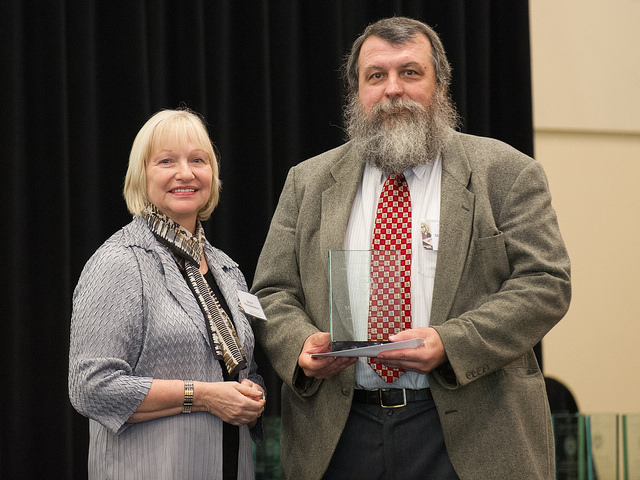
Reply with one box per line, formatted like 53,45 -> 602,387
367,173 -> 412,383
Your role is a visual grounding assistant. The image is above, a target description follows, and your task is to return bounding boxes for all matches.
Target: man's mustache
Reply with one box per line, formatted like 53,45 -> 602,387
369,99 -> 427,119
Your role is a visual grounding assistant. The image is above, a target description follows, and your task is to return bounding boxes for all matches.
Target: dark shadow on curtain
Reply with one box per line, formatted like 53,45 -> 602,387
0,1 -> 533,478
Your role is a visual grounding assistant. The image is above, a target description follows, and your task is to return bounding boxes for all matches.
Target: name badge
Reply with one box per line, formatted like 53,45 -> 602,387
421,220 -> 439,251
237,291 -> 267,321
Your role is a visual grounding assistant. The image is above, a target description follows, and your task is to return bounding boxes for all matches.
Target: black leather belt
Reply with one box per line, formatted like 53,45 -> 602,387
352,388 -> 432,409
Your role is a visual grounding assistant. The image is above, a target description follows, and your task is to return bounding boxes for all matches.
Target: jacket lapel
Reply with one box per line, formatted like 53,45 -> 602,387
203,246 -> 253,350
156,232 -> 252,357
430,133 -> 475,326
320,145 -> 366,255
153,241 -> 212,344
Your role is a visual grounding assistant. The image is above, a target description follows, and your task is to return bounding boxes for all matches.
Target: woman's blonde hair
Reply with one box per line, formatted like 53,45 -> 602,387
123,108 -> 221,221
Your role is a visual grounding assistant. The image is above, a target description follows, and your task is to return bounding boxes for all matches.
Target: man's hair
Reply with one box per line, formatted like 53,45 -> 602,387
342,17 -> 452,97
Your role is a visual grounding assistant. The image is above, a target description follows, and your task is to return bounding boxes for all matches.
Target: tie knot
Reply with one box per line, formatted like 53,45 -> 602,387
385,173 -> 408,190
382,174 -> 410,203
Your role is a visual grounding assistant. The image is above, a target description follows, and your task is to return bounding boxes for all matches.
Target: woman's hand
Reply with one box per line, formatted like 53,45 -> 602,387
127,378 -> 265,426
239,378 -> 265,428
197,380 -> 266,426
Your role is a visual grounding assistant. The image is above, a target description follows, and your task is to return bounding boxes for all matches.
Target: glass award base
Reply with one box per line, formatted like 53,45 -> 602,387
330,341 -> 389,352
312,338 -> 423,358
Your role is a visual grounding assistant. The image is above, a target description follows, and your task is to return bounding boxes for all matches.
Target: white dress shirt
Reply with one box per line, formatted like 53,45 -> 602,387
344,158 -> 442,390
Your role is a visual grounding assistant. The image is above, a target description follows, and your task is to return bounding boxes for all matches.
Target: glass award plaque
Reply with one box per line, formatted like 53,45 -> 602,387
553,413 -> 621,480
623,413 -> 640,480
587,413 -> 619,480
553,413 -> 587,480
328,249 -> 399,350
322,250 -> 423,356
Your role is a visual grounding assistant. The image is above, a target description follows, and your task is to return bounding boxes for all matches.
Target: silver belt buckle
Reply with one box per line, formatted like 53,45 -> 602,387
379,388 -> 407,409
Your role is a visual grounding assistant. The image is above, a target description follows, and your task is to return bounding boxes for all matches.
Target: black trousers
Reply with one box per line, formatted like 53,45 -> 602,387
324,395 -> 459,480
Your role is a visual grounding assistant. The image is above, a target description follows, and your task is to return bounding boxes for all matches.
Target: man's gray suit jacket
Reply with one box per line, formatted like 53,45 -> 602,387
252,130 -> 571,480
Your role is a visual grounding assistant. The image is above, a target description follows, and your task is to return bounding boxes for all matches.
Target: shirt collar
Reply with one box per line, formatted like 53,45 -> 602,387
369,153 -> 442,183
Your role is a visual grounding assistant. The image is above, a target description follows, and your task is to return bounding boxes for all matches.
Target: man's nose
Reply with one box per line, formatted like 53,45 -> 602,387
384,73 -> 404,99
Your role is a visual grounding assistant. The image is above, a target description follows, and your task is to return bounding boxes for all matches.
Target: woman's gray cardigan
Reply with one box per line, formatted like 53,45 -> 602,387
69,216 -> 263,479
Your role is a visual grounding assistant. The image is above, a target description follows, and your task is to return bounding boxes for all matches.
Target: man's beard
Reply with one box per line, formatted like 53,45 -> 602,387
344,90 -> 458,174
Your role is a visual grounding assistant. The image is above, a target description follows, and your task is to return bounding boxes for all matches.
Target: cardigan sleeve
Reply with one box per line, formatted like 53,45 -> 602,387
68,240 -> 152,434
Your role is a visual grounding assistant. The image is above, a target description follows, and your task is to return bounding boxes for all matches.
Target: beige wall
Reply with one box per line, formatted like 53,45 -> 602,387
530,1 -> 640,414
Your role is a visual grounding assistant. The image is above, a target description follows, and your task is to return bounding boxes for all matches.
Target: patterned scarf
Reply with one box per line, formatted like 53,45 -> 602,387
144,205 -> 247,378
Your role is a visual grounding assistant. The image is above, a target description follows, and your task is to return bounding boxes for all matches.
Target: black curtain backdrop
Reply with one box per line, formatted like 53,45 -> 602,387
1,1 -> 534,477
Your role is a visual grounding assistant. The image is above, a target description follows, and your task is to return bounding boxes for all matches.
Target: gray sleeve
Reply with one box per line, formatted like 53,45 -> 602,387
68,243 -> 152,434
433,160 -> 571,387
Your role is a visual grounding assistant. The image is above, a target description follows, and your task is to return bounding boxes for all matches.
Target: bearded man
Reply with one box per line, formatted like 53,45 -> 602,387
251,16 -> 571,480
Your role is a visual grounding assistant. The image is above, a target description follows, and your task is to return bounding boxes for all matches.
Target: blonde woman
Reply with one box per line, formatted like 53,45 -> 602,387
69,109 -> 265,479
